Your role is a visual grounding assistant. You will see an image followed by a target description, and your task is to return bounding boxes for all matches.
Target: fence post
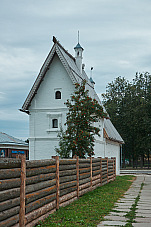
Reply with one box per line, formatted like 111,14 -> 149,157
114,157 -> 116,179
111,157 -> 114,181
56,156 -> 59,210
100,157 -> 102,186
19,154 -> 26,227
76,156 -> 79,199
105,157 -> 108,183
90,157 -> 92,190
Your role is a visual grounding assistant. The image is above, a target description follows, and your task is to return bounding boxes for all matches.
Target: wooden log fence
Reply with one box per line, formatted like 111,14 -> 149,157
0,156 -> 116,227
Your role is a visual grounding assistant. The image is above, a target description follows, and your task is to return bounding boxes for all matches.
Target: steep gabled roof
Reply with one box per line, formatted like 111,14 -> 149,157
0,132 -> 28,146
20,36 -> 93,113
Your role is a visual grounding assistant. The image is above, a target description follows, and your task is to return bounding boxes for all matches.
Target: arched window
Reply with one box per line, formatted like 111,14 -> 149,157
55,91 -> 61,99
52,119 -> 58,128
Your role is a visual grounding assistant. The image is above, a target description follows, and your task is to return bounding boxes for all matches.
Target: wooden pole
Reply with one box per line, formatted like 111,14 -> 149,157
100,157 -> 102,186
111,157 -> 115,180
76,156 -> 79,199
114,157 -> 116,179
56,156 -> 59,210
90,157 -> 92,189
105,157 -> 108,183
19,154 -> 26,227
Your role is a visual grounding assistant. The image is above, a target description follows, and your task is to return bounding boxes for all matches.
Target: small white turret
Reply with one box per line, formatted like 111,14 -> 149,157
74,42 -> 84,74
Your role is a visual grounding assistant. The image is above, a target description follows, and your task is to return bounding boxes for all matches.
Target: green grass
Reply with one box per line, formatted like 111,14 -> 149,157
36,175 -> 135,227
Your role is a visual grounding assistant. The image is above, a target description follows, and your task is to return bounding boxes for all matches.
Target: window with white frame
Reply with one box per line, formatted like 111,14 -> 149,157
52,119 -> 58,128
54,88 -> 62,100
47,112 -> 62,132
55,91 -> 61,99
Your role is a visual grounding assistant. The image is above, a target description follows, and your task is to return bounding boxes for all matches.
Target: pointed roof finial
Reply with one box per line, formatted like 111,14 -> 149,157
74,31 -> 84,50
78,30 -> 80,43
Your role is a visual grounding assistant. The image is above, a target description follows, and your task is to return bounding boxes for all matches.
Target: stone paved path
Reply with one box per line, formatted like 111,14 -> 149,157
97,175 -> 151,226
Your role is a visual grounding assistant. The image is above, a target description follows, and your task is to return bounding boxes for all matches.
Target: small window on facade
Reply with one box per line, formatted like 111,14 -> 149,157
55,91 -> 61,99
52,119 -> 58,128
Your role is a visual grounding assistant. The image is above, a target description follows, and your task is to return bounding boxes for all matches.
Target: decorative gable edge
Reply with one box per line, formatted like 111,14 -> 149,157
20,37 -> 80,114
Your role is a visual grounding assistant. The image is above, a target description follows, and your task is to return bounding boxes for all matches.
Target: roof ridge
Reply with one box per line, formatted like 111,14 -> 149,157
53,36 -> 75,61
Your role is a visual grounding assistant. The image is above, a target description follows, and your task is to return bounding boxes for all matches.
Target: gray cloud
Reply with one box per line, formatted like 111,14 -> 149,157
1,0 -> 151,139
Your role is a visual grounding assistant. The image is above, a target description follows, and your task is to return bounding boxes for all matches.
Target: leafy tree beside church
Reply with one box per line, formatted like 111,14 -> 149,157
56,80 -> 108,158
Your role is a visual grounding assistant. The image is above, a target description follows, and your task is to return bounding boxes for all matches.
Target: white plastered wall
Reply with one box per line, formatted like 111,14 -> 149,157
104,140 -> 121,175
29,54 -> 74,160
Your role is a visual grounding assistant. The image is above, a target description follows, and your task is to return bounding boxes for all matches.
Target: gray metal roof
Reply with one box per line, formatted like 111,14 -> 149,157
104,119 -> 124,144
0,132 -> 28,146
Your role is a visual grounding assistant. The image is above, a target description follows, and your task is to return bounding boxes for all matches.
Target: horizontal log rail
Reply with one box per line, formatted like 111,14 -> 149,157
59,164 -> 76,171
79,159 -> 90,163
26,186 -> 56,205
59,169 -> 77,177
0,168 -> 21,179
26,179 -> 56,194
79,177 -> 91,185
60,181 -> 77,190
0,158 -> 21,169
60,186 -> 77,197
92,158 -> 100,163
59,159 -> 76,165
26,165 -> 56,176
92,166 -> 100,171
79,167 -> 91,174
0,156 -> 116,227
26,159 -> 56,168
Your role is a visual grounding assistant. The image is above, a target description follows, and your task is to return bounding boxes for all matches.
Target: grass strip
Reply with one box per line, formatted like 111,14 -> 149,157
36,175 -> 135,227
125,182 -> 144,227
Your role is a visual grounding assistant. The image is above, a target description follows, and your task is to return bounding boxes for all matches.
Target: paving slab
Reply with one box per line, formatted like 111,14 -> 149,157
97,225 -> 114,227
139,200 -> 151,203
136,212 -> 151,218
113,208 -> 130,212
134,217 -> 151,223
105,215 -> 128,221
115,204 -> 131,209
98,220 -> 126,226
137,205 -> 151,209
109,212 -> 127,217
117,199 -> 134,203
133,223 -> 151,227
137,201 -> 151,204
140,195 -> 151,198
122,196 -> 136,200
136,209 -> 151,214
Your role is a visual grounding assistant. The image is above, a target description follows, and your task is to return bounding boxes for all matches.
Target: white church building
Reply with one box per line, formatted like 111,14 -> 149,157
20,36 -> 124,174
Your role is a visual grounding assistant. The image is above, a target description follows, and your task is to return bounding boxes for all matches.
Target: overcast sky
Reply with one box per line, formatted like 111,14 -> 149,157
1,0 -> 151,140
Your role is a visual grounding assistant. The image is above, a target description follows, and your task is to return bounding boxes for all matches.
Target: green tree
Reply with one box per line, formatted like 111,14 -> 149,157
102,73 -> 151,167
56,80 -> 107,158
132,72 -> 151,166
102,76 -> 131,166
